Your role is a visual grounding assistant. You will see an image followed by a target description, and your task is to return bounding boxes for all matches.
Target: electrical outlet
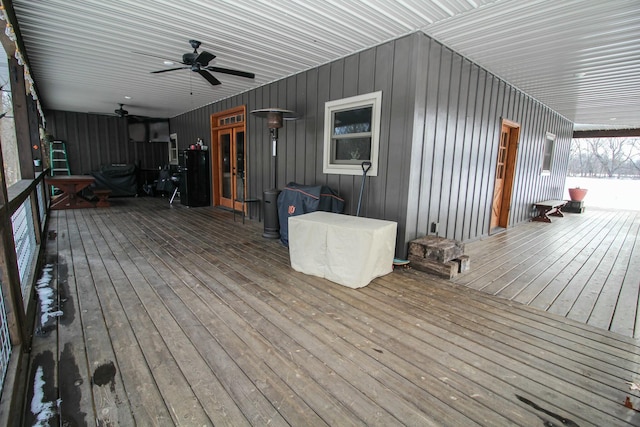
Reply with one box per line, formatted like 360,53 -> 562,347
430,222 -> 439,233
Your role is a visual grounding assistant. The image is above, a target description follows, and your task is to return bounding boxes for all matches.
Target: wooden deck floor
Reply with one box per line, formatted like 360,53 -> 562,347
25,197 -> 640,426
454,208 -> 640,339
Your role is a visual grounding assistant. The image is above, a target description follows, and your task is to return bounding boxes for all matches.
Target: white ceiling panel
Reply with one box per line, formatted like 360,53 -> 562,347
6,0 -> 640,129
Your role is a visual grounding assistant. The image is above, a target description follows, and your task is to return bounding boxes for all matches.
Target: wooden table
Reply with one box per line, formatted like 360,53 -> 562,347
46,175 -> 96,210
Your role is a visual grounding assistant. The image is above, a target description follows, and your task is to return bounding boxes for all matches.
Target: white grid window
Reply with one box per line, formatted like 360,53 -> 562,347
323,91 -> 382,176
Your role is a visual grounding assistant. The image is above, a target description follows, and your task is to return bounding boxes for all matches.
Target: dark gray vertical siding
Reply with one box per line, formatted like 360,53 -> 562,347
294,73 -> 307,184
343,53 -> 361,205
45,110 -> 165,175
405,35 -> 430,239
168,32 -> 571,258
428,45 -> 451,226
370,39 -> 396,219
477,75 -> 500,236
444,54 -> 465,238
384,35 -> 415,223
315,63 -> 331,188
452,58 -> 474,241
303,68 -> 318,185
457,62 -> 479,241
404,32 -> 572,254
284,75 -> 297,186
277,77 -> 288,188
417,37 -> 441,231
252,87 -> 264,199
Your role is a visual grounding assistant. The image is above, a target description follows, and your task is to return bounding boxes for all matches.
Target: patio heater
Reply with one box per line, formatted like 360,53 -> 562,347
250,108 -> 297,239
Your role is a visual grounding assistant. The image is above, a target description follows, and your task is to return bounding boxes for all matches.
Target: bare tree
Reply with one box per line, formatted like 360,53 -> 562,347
584,137 -> 636,177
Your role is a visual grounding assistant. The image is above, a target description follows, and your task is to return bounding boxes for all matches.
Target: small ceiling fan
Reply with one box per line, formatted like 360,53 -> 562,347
114,103 -> 129,118
150,40 -> 255,86
99,104 -> 146,121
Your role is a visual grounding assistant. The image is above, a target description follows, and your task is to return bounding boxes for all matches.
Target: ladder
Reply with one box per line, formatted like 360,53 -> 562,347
49,141 -> 71,194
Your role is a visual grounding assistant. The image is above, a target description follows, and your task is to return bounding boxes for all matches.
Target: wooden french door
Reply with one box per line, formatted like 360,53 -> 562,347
218,128 -> 245,209
490,119 -> 520,232
211,106 -> 247,210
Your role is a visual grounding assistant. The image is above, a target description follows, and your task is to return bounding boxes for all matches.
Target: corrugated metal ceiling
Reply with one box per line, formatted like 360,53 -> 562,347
7,0 -> 640,129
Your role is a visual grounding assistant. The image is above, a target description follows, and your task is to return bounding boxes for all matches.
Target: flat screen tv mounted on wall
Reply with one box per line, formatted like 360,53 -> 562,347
148,120 -> 170,142
128,121 -> 147,143
127,119 -> 170,143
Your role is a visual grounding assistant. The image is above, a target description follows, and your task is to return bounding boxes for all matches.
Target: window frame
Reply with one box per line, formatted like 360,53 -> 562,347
168,133 -> 179,165
541,132 -> 555,175
323,91 -> 382,176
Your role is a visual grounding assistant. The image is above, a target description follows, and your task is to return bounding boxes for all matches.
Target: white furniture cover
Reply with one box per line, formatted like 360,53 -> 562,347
288,211 -> 397,288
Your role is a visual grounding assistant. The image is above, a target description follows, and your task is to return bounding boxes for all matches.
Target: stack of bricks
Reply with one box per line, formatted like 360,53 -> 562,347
408,236 -> 470,279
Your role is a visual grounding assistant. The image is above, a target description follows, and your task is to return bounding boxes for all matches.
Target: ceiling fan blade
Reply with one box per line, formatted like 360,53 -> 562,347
205,66 -> 255,79
151,66 -> 190,74
195,50 -> 216,66
198,70 -> 222,86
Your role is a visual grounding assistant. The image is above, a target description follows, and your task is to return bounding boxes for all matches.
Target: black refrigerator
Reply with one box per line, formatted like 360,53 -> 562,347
181,149 -> 211,207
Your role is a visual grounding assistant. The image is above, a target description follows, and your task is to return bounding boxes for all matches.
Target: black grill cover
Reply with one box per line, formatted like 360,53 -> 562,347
90,164 -> 137,197
277,182 -> 345,246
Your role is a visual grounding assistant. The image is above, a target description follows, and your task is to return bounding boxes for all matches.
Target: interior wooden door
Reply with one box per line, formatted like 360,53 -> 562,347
217,127 -> 246,210
490,120 -> 520,232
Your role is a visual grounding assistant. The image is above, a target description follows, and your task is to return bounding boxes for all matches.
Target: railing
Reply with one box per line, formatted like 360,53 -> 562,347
12,200 -> 36,296
0,172 -> 48,399
0,288 -> 11,395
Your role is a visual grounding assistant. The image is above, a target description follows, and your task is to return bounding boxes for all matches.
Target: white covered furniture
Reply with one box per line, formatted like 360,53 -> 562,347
288,211 -> 397,288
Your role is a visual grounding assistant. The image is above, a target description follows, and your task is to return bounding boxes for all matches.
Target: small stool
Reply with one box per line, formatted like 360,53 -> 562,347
93,189 -> 112,207
234,198 -> 262,224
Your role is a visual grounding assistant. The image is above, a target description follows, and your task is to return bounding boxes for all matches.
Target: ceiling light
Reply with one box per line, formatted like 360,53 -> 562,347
574,72 -> 586,78
610,117 -> 617,121
124,95 -> 132,100
163,60 -> 174,66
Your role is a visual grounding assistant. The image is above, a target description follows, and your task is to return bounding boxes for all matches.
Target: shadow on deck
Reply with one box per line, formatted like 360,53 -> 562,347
24,197 -> 640,426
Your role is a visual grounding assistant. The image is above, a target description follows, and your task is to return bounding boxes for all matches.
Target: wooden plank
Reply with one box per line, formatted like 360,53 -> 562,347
455,208 -> 640,339
66,210 -> 136,426
234,237 -> 632,427
84,212 -> 214,425
456,209 -> 613,293
559,211 -> 637,321
544,211 -> 633,315
32,198 -> 640,425
54,210 -> 94,426
459,208 -> 609,275
115,208 -> 335,426
508,213 -> 617,305
595,212 -> 640,336
124,209 -> 405,426
148,211 -> 489,426
140,203 -> 636,427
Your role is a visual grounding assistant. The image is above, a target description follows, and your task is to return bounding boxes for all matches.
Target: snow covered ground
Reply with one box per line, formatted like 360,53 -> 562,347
564,177 -> 640,210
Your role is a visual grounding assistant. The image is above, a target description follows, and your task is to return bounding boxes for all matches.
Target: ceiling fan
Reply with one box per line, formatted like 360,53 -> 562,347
98,104 -> 146,121
114,103 -> 129,118
150,40 -> 255,86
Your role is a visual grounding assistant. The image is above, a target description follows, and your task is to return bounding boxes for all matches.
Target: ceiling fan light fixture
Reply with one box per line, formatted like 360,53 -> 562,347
150,40 -> 255,87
